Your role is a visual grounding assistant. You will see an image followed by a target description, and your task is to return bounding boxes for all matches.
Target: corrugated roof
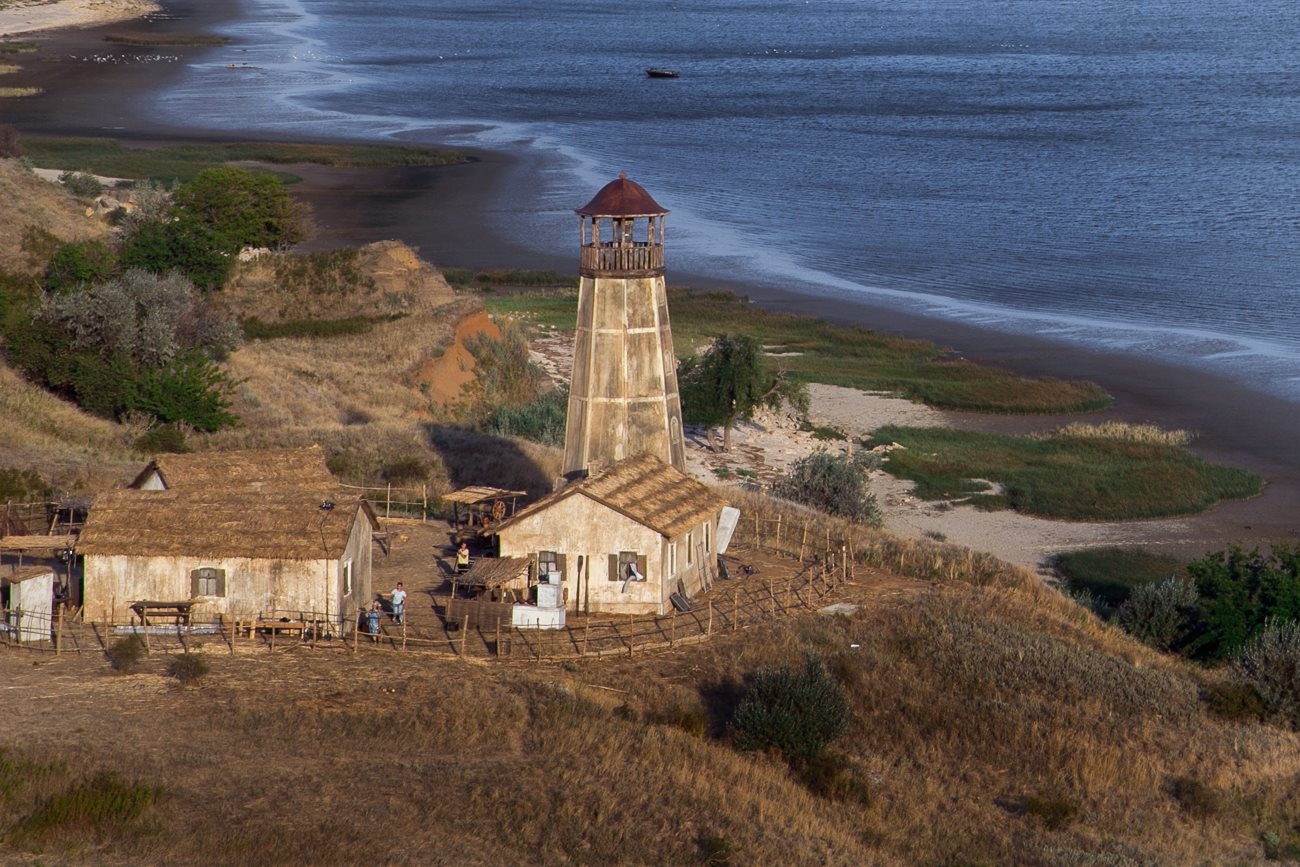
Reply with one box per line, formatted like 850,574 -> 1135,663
77,488 -> 376,560
130,445 -> 334,492
492,453 -> 724,539
575,173 -> 667,218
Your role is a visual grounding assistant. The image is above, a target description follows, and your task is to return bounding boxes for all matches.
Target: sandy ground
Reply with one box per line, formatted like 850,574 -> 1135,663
0,0 -> 158,36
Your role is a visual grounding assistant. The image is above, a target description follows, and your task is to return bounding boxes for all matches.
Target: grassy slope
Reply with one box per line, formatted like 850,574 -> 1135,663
0,158 -> 107,274
1,572 -> 1297,865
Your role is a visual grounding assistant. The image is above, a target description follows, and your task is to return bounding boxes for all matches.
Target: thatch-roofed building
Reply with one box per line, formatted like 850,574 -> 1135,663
489,453 -> 726,616
79,447 -> 377,631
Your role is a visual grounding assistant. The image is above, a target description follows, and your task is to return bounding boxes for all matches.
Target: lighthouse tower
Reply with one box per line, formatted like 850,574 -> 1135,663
563,174 -> 686,479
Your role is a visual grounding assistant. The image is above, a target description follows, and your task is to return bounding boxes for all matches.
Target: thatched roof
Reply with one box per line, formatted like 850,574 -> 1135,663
130,445 -> 335,492
77,488 -> 377,560
443,486 -> 528,506
491,453 -> 725,540
454,556 -> 531,589
0,535 -> 77,552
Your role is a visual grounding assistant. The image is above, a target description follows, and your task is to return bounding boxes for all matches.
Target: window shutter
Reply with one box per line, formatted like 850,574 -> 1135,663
608,554 -> 618,581
557,553 -> 567,579
637,555 -> 648,581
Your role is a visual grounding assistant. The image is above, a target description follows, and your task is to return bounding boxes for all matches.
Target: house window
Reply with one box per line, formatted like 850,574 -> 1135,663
538,550 -> 561,581
191,567 -> 226,598
609,551 -> 647,582
343,560 -> 353,597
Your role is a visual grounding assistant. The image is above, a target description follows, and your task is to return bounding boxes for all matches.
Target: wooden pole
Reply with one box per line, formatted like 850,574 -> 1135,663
768,577 -> 775,617
842,545 -> 848,582
799,522 -> 808,563
55,605 -> 63,655
755,513 -> 761,550
775,513 -> 782,552
269,620 -> 276,652
707,599 -> 713,636
670,608 -> 677,647
353,611 -> 359,653
460,615 -> 469,657
582,620 -> 589,656
495,617 -> 502,657
142,620 -> 151,656
732,590 -> 739,632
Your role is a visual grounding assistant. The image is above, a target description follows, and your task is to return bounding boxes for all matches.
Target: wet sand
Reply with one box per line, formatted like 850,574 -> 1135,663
6,0 -> 1297,556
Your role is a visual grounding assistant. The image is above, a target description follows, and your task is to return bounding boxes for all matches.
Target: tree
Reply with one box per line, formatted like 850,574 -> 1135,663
43,239 -> 117,293
678,333 -> 808,451
173,166 -> 305,252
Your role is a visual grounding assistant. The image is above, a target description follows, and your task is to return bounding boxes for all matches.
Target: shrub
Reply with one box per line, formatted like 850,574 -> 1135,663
167,653 -> 210,684
1201,680 -> 1266,723
771,450 -> 881,525
1117,575 -> 1198,651
0,123 -> 21,158
43,239 -> 117,293
133,423 -> 190,455
104,635 -> 146,673
1168,775 -> 1221,818
1052,546 -> 1185,611
0,466 -> 53,503
130,354 -> 237,432
119,215 -> 233,291
1187,544 -> 1300,662
730,654 -> 850,760
1021,793 -> 1079,830
483,387 -> 568,446
1231,618 -> 1300,729
58,170 -> 103,200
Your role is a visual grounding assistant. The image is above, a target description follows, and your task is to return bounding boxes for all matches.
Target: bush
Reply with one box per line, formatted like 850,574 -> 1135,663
771,450 -> 881,525
119,215 -> 233,291
43,239 -> 117,293
167,653 -> 210,684
1231,618 -> 1300,729
133,423 -> 190,455
730,654 -> 850,760
104,635 -> 146,673
1187,544 -> 1300,662
58,170 -> 103,200
130,354 -> 237,432
1117,575 -> 1198,651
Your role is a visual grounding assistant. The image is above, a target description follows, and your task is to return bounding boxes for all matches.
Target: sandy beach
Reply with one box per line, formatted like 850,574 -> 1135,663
5,0 -> 1298,571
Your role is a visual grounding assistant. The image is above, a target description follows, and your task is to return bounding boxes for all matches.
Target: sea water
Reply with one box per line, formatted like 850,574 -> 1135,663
149,0 -> 1300,398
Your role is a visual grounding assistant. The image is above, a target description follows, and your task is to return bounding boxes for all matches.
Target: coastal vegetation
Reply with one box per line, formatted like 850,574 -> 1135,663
867,424 -> 1263,521
485,286 -> 1113,414
18,137 -> 464,184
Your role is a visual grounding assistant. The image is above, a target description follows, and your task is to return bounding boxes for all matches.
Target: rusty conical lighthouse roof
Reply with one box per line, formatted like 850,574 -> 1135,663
576,172 -> 667,217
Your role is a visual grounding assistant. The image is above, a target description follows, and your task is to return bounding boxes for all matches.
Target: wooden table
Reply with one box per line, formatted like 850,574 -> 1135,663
234,618 -> 307,639
129,600 -> 194,627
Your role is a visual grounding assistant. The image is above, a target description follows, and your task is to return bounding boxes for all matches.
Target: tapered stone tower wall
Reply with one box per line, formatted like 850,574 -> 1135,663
563,175 -> 686,478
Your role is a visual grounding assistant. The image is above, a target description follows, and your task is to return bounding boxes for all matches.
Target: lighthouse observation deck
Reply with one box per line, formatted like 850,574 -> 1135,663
579,241 -> 664,277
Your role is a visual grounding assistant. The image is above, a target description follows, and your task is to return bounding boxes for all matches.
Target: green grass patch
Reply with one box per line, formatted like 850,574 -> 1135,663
868,425 -> 1263,521
102,32 -> 231,47
19,137 -> 464,183
9,771 -> 157,847
445,267 -> 577,290
485,288 -> 1112,414
1053,547 -> 1185,607
240,313 -> 407,341
0,42 -> 38,56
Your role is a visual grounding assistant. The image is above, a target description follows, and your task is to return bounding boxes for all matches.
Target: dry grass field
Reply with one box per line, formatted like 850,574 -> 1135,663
3,527 -> 1299,866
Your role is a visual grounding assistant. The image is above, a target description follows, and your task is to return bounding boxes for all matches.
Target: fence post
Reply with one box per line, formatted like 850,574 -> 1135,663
842,545 -> 848,582
386,483 -> 392,519
56,606 -> 63,655
582,620 -> 589,656
496,618 -> 502,657
755,513 -> 761,550
707,599 -> 713,636
732,591 -> 738,632
799,522 -> 808,563
670,608 -> 677,647
422,484 -> 428,522
460,615 -> 469,657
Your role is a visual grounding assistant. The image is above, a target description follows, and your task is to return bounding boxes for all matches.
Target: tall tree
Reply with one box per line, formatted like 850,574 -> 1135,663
173,166 -> 305,252
677,333 -> 808,451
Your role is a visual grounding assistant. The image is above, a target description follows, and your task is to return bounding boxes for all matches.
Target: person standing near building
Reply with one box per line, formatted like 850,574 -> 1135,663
391,582 -> 407,625
456,542 -> 471,573
366,600 -> 382,642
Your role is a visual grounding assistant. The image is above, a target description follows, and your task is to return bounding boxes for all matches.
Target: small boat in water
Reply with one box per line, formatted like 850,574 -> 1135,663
645,68 -> 679,79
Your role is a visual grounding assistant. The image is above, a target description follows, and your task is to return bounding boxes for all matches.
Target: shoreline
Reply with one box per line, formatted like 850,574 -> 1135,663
5,0 -> 1299,562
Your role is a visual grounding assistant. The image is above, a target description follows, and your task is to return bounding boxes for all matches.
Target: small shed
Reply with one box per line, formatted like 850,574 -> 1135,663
2,566 -> 54,643
489,453 -> 727,616
453,556 -> 532,603
443,486 -> 526,536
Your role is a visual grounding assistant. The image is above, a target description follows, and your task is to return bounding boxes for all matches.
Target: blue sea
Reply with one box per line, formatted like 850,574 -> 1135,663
148,0 -> 1300,398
